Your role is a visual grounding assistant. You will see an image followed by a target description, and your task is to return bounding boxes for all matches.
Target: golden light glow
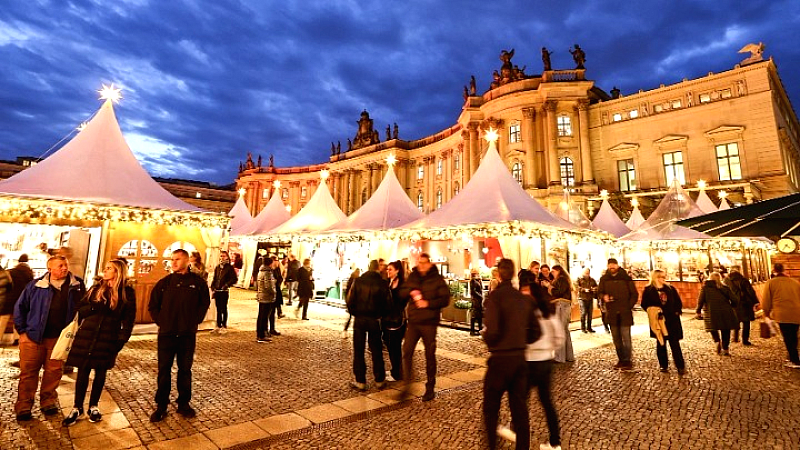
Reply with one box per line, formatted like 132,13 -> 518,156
718,190 -> 728,199
320,170 -> 329,181
600,189 -> 609,199
631,198 -> 639,207
98,83 -> 122,103
483,127 -> 499,143
285,205 -> 292,212
76,122 -> 88,131
237,188 -> 246,197
386,154 -> 397,167
559,201 -> 569,211
273,180 -> 281,189
697,180 -> 707,189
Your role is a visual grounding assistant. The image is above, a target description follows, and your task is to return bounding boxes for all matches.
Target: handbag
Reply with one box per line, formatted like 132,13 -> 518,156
50,316 -> 81,361
760,317 -> 779,339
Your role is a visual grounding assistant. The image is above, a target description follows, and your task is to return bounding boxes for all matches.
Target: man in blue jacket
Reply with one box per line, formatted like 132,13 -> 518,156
14,255 -> 86,421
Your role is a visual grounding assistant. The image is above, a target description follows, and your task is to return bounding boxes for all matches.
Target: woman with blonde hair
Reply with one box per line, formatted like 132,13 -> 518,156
696,272 -> 738,356
189,251 -> 208,282
63,259 -> 136,426
549,265 -> 574,363
641,270 -> 686,374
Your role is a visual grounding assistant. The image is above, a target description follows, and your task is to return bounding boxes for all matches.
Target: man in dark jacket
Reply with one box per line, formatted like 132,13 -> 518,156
597,258 -> 639,370
13,255 -> 86,421
398,253 -> 450,401
285,254 -> 300,306
346,260 -> 389,390
210,251 -> 238,333
482,258 -> 538,450
148,249 -> 210,422
576,267 -> 598,333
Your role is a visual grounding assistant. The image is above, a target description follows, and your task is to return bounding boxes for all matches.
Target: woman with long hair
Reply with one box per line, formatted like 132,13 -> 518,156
383,261 -> 408,381
63,259 -> 136,426
696,272 -> 739,356
189,251 -> 208,282
549,265 -> 574,363
641,270 -> 686,374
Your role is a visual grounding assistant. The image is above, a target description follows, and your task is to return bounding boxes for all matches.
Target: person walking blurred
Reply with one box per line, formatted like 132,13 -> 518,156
597,258 -> 639,370
296,259 -> 314,320
548,266 -> 574,363
641,269 -> 685,374
695,272 -> 738,356
761,263 -> 800,369
469,269 -> 484,336
724,268 -> 759,346
285,254 -> 300,306
3,255 -> 34,347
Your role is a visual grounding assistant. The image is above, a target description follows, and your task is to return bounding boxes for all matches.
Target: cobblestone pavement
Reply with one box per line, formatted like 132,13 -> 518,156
2,287 -> 799,449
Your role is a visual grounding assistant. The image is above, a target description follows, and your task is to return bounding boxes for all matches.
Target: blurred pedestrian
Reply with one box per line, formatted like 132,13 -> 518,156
760,263 -> 800,369
575,267 -> 597,333
383,261 -> 407,381
641,269 -> 685,374
548,266 -> 574,363
695,272 -> 738,356
4,255 -> 34,346
296,259 -> 314,320
210,251 -> 238,334
342,267 -> 361,336
469,269 -> 484,336
285,254 -> 300,306
597,258 -> 639,370
271,257 -> 285,331
255,258 -> 276,343
724,268 -> 759,346
346,260 -> 389,390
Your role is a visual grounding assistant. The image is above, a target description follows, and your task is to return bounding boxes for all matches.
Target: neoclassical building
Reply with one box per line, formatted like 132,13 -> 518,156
236,46 -> 800,220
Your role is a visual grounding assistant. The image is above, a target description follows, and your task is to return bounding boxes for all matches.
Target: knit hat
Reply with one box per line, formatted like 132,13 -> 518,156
19,254 -> 29,263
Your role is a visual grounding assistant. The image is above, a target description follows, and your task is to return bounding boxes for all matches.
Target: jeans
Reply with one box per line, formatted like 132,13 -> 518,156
256,302 -> 275,338
214,291 -> 229,328
297,297 -> 310,320
402,323 -> 438,393
382,322 -> 405,380
483,354 -> 529,450
778,322 -> 800,364
286,281 -> 298,304
352,317 -> 385,384
155,333 -> 197,407
579,299 -> 594,331
74,366 -> 107,408
16,336 -> 61,414
554,302 -> 574,362
609,324 -> 632,364
710,330 -> 731,350
734,320 -> 751,343
656,337 -> 685,370
527,360 -> 560,447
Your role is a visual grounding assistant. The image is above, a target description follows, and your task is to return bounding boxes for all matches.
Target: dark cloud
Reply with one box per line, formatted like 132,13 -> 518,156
1,0 -> 799,184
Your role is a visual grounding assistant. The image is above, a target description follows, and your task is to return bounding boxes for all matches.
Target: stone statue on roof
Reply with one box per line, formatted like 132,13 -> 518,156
569,44 -> 586,69
245,152 -> 255,170
257,155 -> 262,167
386,124 -> 392,140
469,75 -> 477,95
269,154 -> 274,167
499,49 -> 515,83
352,110 -> 380,149
393,123 -> 398,139
542,47 -> 552,71
738,42 -> 765,66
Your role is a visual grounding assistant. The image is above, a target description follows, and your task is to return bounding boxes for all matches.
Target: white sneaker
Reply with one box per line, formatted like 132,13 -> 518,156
496,425 -> 516,443
219,328 -> 228,335
294,308 -> 300,319
210,328 -> 219,334
784,361 -> 800,369
540,444 -> 561,450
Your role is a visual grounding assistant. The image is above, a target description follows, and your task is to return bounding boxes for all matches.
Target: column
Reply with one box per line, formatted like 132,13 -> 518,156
350,169 -> 359,211
522,107 -> 536,189
343,170 -> 352,214
577,99 -> 594,183
367,164 -> 375,197
468,123 -> 480,180
443,149 -> 451,202
544,101 -> 561,186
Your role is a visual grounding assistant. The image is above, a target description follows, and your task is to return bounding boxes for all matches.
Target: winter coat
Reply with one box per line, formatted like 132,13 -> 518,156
470,277 -> 483,315
297,266 -> 314,299
148,271 -> 211,335
66,284 -> 136,370
14,273 -> 86,344
696,281 -> 738,331
256,267 -> 276,303
526,309 -> 565,362
550,276 -> 573,301
723,272 -> 758,322
346,271 -> 390,318
0,268 -> 12,316
483,281 -> 539,355
399,265 -> 450,326
384,278 -> 408,328
6,263 -> 34,315
575,276 -> 597,302
210,262 -> 238,291
641,284 -> 684,340
286,259 -> 300,282
760,275 -> 800,325
597,268 -> 639,327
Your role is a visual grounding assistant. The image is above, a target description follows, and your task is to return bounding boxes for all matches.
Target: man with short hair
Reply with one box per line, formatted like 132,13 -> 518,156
210,251 -> 238,334
576,267 -> 598,333
482,258 -> 538,450
285,254 -> 300,306
597,258 -> 639,370
13,256 -> 86,421
399,253 -> 450,401
761,262 -> 800,369
148,249 -> 211,422
346,260 -> 389,390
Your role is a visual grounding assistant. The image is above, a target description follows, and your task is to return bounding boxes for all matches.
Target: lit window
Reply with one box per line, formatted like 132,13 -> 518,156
454,153 -> 461,171
282,188 -> 289,199
557,116 -> 572,136
671,99 -> 682,109
716,143 -> 742,181
699,93 -> 711,103
454,182 -> 460,196
301,186 -> 307,198
720,89 -> 732,99
417,164 -> 424,180
663,151 -> 686,185
559,157 -> 575,187
509,122 -> 521,143
612,113 -> 623,122
629,109 -> 639,119
617,159 -> 636,192
417,192 -> 424,211
195,192 -> 202,199
436,159 -> 443,176
436,189 -> 442,209
511,162 -> 522,185
262,189 -> 269,198
654,104 -> 664,113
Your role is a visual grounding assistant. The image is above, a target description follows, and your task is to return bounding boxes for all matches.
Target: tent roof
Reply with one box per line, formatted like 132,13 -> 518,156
626,206 -> 646,229
0,100 -> 200,212
228,195 -> 254,236
269,179 -> 346,234
236,190 -> 291,236
405,141 -> 573,230
592,199 -> 631,237
621,180 -> 709,240
676,192 -> 800,238
327,165 -> 422,232
554,191 -> 595,230
695,190 -> 718,214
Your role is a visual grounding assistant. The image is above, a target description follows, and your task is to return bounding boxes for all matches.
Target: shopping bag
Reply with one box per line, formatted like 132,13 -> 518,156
760,317 -> 779,339
50,317 -> 80,361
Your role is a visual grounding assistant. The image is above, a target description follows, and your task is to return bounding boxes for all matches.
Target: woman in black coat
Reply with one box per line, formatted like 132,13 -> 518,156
724,270 -> 758,346
641,270 -> 685,374
695,272 -> 738,356
63,259 -> 136,426
296,259 -> 314,320
383,261 -> 408,380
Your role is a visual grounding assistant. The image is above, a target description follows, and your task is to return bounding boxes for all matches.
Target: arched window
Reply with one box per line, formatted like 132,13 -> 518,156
118,239 -> 159,278
511,162 -> 523,185
454,153 -> 461,171
436,159 -> 443,175
301,186 -> 308,198
560,157 -> 575,187
417,192 -> 424,211
454,182 -> 460,197
417,164 -> 424,180
436,189 -> 442,209
282,188 -> 289,199
162,241 -> 198,272
509,121 -> 521,143
557,115 -> 573,136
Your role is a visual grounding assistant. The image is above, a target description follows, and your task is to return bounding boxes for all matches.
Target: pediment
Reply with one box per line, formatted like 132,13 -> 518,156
608,142 -> 640,153
705,125 -> 745,142
653,134 -> 688,145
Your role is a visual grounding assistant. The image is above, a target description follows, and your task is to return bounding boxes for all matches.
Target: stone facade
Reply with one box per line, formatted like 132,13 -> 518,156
237,55 -> 800,220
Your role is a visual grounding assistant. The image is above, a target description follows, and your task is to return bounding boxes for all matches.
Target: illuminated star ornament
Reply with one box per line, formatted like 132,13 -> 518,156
98,83 -> 123,103
386,154 -> 397,167
320,169 -> 330,181
237,188 -> 246,197
483,127 -> 499,143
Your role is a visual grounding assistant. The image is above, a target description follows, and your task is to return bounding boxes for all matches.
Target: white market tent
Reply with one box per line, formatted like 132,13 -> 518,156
621,180 -> 710,241
327,163 -> 423,232
592,198 -> 631,238
238,189 -> 291,237
719,197 -> 731,210
269,175 -> 346,235
0,100 -> 200,212
626,205 -> 646,229
554,190 -> 595,230
228,194 -> 253,236
695,189 -> 718,214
